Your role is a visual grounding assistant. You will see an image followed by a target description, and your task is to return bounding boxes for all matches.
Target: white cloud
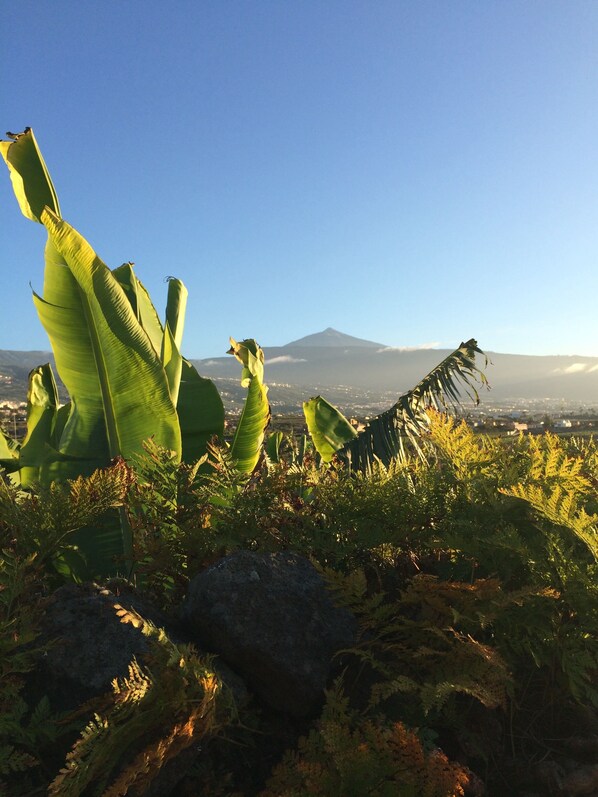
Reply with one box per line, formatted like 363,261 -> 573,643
200,360 -> 219,367
266,355 -> 307,365
552,362 -> 592,375
564,363 -> 588,374
377,342 -> 439,353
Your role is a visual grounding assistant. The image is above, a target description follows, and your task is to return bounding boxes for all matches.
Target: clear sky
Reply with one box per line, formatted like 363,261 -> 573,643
2,1 -> 598,359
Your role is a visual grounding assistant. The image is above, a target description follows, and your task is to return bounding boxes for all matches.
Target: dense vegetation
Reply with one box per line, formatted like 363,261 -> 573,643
2,415 -> 598,795
3,129 -> 598,795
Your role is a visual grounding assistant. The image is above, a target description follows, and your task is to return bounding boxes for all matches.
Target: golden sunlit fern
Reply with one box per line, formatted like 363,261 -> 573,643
523,432 -> 592,493
261,683 -> 472,797
48,605 -> 234,797
425,410 -> 511,494
501,482 -> 598,560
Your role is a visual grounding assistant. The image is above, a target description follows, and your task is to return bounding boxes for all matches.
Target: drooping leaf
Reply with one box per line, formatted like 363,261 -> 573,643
227,337 -> 264,386
0,128 -> 60,222
338,339 -> 487,471
303,396 -> 357,463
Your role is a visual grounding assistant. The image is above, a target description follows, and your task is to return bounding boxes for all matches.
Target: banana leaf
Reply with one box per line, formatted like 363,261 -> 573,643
228,337 -> 264,386
18,364 -> 59,488
112,263 -> 164,356
40,208 -> 182,463
0,128 -> 60,221
266,431 -> 284,464
177,359 -> 225,463
113,266 -> 223,458
302,396 -> 357,463
161,323 -> 183,407
34,210 -> 182,574
338,339 -> 487,471
0,427 -> 20,475
160,279 -> 187,404
228,339 -> 270,473
114,266 -> 185,404
164,277 -> 187,351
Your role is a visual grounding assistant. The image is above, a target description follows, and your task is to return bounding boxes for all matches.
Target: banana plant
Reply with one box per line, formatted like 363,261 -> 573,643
304,339 -> 487,471
0,128 -> 270,574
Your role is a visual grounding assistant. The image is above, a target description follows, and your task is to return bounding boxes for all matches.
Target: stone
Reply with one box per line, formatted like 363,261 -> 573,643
32,581 -> 239,797
181,550 -> 358,717
36,582 -> 156,709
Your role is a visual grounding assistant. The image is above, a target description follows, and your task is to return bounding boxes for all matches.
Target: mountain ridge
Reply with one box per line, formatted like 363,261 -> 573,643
1,331 -> 598,406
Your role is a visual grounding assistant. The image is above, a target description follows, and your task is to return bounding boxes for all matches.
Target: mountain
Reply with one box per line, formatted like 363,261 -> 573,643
284,327 -> 383,349
2,331 -> 598,411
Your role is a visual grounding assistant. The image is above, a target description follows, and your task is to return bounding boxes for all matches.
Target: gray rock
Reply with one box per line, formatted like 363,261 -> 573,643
181,550 -> 358,717
37,582 -> 155,707
34,582 -> 239,797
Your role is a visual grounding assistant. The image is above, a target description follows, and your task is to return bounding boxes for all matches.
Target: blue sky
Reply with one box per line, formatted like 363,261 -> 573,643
2,1 -> 598,358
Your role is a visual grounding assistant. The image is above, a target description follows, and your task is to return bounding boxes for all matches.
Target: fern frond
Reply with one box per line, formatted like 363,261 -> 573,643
263,683 -> 472,796
502,482 -> 598,560
0,743 -> 37,774
525,433 -> 591,494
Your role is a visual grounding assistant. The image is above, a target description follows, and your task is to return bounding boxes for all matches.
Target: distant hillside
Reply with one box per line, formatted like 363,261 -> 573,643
2,330 -> 598,410
0,350 -> 58,401
194,330 -> 598,405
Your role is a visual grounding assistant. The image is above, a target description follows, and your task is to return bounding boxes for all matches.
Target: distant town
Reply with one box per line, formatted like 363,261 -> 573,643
3,370 -> 597,443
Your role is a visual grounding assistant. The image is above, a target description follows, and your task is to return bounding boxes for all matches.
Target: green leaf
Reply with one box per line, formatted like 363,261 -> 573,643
113,263 -> 165,356
266,431 -> 284,464
228,339 -> 270,473
339,339 -> 487,471
0,128 -> 60,222
230,378 -> 270,474
227,337 -> 264,386
18,364 -> 59,488
30,219 -> 112,476
39,208 -> 182,463
303,396 -> 357,463
112,262 -> 140,320
0,426 -> 20,476
164,277 -> 187,351
161,322 -> 183,407
177,359 -> 225,463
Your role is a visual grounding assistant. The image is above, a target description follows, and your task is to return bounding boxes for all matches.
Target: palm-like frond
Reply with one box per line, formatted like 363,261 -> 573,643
338,339 -> 487,471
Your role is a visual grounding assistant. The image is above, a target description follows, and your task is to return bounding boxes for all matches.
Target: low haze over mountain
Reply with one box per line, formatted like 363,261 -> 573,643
2,330 -> 598,409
